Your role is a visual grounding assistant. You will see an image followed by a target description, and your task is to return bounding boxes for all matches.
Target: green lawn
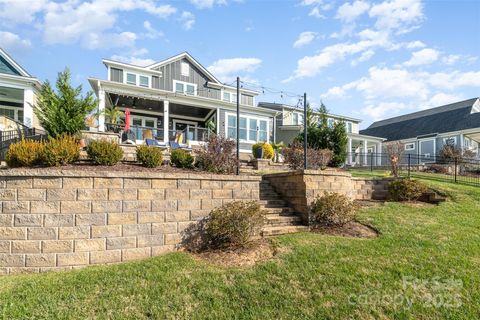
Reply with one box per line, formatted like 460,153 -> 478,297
1,180 -> 480,319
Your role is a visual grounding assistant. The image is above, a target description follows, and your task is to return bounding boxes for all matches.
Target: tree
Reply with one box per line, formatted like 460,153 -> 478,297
384,141 -> 404,177
34,68 -> 97,137
104,106 -> 123,125
329,121 -> 348,167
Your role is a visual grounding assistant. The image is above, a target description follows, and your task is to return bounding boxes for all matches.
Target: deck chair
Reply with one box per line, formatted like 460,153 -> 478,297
145,139 -> 168,149
169,141 -> 192,152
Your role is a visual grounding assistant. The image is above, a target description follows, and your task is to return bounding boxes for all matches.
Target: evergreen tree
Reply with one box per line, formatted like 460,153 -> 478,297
329,121 -> 348,167
34,68 -> 97,137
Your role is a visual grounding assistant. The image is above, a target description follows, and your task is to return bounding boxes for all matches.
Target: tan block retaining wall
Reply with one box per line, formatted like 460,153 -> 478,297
0,169 -> 260,275
264,170 -> 393,223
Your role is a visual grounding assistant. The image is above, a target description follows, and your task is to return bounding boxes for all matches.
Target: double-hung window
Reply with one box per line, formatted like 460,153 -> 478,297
258,120 -> 268,142
226,114 -> 268,142
249,119 -> 258,142
126,73 -> 136,85
139,75 -> 149,87
174,81 -> 196,96
223,92 -> 237,103
346,122 -> 353,133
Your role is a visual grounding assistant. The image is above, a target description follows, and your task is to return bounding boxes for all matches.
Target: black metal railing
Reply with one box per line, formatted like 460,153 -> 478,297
345,152 -> 480,186
0,127 -> 47,160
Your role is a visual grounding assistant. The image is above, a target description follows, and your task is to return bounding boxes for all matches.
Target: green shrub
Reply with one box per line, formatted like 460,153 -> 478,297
204,201 -> 266,249
170,149 -> 194,169
136,145 -> 163,168
43,134 -> 79,167
388,179 -> 428,201
5,139 -> 45,167
87,140 -> 123,166
310,192 -> 356,227
252,143 -> 274,160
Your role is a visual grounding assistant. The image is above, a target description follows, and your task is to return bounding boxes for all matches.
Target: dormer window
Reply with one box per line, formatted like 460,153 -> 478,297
139,75 -> 149,87
126,73 -> 136,85
223,91 -> 238,103
174,80 -> 196,96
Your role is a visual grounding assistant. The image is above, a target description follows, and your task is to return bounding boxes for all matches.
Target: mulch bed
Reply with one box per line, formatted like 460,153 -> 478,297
188,239 -> 276,267
313,221 -> 379,239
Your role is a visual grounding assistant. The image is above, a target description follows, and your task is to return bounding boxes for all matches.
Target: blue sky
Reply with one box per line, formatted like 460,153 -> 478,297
1,0 -> 479,128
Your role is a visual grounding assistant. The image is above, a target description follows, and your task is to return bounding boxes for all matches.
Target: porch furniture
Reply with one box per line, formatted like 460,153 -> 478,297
142,129 -> 153,140
121,129 -> 136,144
145,139 -> 168,149
169,141 -> 192,152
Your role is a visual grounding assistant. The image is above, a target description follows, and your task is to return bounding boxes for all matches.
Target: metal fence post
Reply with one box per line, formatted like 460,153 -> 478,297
454,158 -> 457,183
408,154 -> 411,178
370,152 -> 373,172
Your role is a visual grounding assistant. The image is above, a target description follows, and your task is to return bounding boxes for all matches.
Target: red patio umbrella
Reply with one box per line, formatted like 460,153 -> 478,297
124,108 -> 131,131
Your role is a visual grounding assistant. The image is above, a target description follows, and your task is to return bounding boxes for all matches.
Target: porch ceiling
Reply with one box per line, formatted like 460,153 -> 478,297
170,103 -> 211,118
466,132 -> 480,142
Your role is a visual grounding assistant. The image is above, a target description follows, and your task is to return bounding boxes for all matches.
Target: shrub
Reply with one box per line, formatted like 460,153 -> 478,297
170,149 -> 194,169
388,179 -> 428,201
87,140 -> 123,166
425,164 -> 448,174
5,139 -> 45,167
252,143 -> 274,160
195,135 -> 238,174
204,201 -> 266,249
310,192 -> 356,227
43,134 -> 80,167
282,141 -> 333,170
136,145 -> 163,168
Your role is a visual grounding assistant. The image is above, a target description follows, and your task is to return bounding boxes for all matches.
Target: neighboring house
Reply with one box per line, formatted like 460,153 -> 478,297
257,102 -> 384,165
0,48 -> 41,130
88,52 -> 276,154
360,98 -> 480,161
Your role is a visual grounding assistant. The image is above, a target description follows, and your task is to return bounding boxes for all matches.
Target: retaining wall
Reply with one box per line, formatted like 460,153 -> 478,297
0,169 -> 260,275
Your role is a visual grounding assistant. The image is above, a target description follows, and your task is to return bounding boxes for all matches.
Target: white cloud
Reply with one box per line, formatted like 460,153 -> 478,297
143,21 -> 163,39
369,0 -> 424,33
442,54 -> 460,65
180,11 -> 195,30
309,7 -> 325,18
404,48 -> 439,66
336,0 -> 370,23
351,49 -> 375,66
0,31 -> 32,51
426,93 -> 464,108
406,40 -> 426,49
41,0 -> 176,49
110,47 -> 155,67
321,86 -> 347,99
190,0 -> 227,9
426,70 -> 480,90
301,0 -> 332,19
207,57 -> 262,82
362,101 -> 407,121
0,0 -> 47,25
293,31 -> 318,48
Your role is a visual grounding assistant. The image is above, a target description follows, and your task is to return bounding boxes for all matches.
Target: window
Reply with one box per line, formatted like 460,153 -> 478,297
110,67 -> 123,82
181,62 -> 189,76
293,113 -> 303,125
405,143 -> 415,151
226,113 -> 268,142
223,92 -> 230,102
175,82 -> 184,93
232,93 -> 237,103
126,73 -> 136,85
173,81 -> 197,96
443,137 -> 456,146
222,91 -> 237,103
299,114 -> 304,125
139,76 -> 149,87
0,107 -> 15,119
249,119 -> 258,142
347,122 -> 352,133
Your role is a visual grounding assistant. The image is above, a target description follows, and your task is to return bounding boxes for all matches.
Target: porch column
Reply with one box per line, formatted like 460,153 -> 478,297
163,100 -> 169,144
347,138 -> 352,164
98,87 -> 106,132
23,88 -> 34,128
363,139 -> 368,166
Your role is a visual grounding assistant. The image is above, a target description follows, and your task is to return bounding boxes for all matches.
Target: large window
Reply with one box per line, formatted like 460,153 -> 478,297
226,113 -> 268,142
292,112 -> 304,125
174,81 -> 196,96
139,75 -> 149,87
222,91 -> 238,103
126,73 -> 136,85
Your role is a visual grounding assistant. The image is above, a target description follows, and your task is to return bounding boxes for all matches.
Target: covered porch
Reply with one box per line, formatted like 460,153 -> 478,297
99,91 -> 217,146
346,133 -> 385,166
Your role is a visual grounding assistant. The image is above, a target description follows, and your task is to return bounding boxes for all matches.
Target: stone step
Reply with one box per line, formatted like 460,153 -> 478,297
262,207 -> 295,214
258,199 -> 287,206
372,190 -> 388,200
265,215 -> 302,226
262,225 -> 309,236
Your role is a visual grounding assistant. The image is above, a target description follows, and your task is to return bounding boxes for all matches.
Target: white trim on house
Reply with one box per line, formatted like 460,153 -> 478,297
0,48 -> 31,77
102,59 -> 163,75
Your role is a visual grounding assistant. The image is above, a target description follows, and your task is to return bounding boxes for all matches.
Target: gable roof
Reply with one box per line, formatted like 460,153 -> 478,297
0,48 -> 31,77
360,98 -> 480,141
146,52 -> 221,84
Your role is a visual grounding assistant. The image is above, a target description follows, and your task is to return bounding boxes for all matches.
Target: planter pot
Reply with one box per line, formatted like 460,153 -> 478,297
254,147 -> 264,159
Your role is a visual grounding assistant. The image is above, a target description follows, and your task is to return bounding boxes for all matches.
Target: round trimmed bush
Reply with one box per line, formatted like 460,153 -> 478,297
310,192 -> 356,227
252,142 -> 274,160
87,140 -> 123,166
5,139 -> 45,167
43,134 -> 80,167
136,145 -> 163,168
388,179 -> 428,201
170,149 -> 194,168
204,201 -> 266,249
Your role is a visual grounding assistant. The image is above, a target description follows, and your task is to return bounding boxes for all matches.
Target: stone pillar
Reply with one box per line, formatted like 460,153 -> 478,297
347,138 -> 352,164
23,88 -> 34,128
98,86 -> 106,132
363,139 -> 368,166
163,100 -> 170,144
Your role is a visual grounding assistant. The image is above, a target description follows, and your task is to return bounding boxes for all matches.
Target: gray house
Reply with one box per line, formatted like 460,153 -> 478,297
257,102 -> 385,165
88,52 -> 276,154
360,98 -> 480,161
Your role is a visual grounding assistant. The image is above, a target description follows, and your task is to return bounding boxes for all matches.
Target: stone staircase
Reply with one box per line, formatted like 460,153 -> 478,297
419,191 -> 446,204
240,161 -> 255,175
259,179 -> 308,236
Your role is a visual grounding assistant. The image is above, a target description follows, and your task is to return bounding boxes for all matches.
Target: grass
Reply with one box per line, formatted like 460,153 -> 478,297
1,179 -> 480,319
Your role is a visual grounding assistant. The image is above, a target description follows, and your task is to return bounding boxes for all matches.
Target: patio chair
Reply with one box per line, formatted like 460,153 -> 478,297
121,129 -> 136,144
145,139 -> 168,149
142,129 -> 153,140
169,141 -> 192,152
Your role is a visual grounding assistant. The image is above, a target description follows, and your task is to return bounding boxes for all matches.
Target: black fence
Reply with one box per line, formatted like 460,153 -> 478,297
0,128 -> 47,160
346,152 -> 480,187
